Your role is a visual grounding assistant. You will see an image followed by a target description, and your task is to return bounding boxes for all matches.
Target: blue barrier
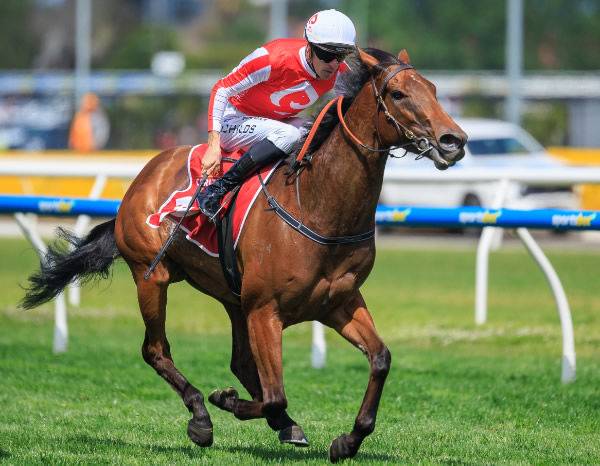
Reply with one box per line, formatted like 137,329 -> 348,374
376,205 -> 600,231
0,195 -> 120,217
1,195 -> 599,232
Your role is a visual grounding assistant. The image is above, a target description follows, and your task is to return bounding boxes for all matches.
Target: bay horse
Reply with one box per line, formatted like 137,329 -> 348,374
22,48 -> 466,462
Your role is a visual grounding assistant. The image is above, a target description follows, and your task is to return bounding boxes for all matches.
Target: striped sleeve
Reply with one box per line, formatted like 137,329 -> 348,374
207,47 -> 272,132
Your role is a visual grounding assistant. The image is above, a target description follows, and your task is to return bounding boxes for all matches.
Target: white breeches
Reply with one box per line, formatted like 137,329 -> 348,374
219,105 -> 308,154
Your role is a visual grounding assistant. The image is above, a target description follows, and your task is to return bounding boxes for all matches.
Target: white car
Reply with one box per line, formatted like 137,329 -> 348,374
380,118 -> 578,210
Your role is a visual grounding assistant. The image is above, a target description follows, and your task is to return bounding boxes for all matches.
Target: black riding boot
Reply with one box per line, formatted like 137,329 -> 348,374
198,139 -> 286,221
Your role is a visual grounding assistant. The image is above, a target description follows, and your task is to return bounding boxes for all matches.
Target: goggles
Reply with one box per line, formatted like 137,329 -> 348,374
311,45 -> 350,64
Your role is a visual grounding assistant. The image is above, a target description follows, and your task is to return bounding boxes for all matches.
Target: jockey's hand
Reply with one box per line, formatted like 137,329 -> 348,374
202,131 -> 222,177
202,145 -> 222,177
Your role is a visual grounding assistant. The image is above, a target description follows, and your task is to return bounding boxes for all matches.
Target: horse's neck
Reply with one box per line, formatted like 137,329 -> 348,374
298,87 -> 388,234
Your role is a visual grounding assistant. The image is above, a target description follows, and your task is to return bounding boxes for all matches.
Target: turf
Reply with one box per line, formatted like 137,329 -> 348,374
1,236 -> 599,464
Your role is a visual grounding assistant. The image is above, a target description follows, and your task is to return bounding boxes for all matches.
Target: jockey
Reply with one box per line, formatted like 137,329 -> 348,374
197,9 -> 357,221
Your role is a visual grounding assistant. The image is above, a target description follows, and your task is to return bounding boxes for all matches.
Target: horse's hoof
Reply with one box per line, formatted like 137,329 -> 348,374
328,434 -> 354,463
279,425 -> 310,447
187,419 -> 213,447
208,386 -> 238,409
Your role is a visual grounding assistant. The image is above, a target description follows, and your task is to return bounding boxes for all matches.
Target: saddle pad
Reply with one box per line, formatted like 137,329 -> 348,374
146,144 -> 279,257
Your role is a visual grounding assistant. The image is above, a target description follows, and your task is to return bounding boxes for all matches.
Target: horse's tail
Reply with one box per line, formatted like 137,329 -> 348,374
20,218 -> 120,310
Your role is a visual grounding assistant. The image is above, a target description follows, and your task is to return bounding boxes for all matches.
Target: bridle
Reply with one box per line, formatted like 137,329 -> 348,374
292,62 -> 437,171
371,63 -> 420,150
371,64 -> 437,159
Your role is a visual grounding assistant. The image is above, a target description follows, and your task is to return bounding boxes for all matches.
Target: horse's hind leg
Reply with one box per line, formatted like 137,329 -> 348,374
208,304 -> 308,446
321,292 -> 391,463
134,269 -> 213,447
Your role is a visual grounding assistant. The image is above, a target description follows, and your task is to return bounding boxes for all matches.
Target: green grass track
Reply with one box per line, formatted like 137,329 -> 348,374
1,237 -> 599,464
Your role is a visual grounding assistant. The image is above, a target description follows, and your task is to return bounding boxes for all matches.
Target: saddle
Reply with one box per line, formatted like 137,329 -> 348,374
146,144 -> 280,297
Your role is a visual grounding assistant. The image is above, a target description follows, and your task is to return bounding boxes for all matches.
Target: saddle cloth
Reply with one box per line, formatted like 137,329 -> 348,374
146,144 -> 279,257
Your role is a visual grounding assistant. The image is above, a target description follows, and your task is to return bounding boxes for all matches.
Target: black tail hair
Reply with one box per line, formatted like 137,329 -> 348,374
20,219 -> 120,309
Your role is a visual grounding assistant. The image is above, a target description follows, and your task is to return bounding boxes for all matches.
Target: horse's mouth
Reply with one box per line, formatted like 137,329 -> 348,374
429,147 -> 462,171
426,130 -> 467,170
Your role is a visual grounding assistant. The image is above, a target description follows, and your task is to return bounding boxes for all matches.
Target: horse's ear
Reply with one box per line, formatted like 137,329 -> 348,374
397,49 -> 411,65
358,48 -> 379,70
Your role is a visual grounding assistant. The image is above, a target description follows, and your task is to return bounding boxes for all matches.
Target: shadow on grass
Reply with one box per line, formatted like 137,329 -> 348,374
68,434 -> 203,457
68,434 -> 397,462
216,444 -> 397,462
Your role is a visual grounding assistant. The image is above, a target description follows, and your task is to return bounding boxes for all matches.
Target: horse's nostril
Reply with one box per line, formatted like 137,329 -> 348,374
440,133 -> 464,150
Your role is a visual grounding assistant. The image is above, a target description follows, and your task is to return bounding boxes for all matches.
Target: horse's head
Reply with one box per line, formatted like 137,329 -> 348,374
359,48 -> 467,170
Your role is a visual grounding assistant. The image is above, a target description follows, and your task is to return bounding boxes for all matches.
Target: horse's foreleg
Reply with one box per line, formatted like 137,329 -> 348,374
209,305 -> 308,445
322,293 -> 391,463
245,307 -> 287,418
135,272 -> 213,447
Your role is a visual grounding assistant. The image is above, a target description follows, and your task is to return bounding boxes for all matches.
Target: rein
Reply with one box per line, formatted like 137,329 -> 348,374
263,62 -> 431,246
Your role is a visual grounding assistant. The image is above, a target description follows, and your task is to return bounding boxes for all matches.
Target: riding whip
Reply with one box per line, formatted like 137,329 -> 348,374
144,173 -> 208,279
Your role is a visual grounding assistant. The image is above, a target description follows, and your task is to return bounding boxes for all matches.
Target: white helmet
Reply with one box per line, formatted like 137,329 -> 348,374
304,9 -> 356,53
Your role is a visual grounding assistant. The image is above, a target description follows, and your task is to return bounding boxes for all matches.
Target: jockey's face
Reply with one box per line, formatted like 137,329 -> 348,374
308,44 -> 344,80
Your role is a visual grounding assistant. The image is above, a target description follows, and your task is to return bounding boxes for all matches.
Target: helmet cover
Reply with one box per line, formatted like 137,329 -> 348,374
304,9 -> 356,52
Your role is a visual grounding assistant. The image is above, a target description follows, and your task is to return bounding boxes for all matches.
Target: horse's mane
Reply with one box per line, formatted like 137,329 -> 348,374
288,48 -> 404,162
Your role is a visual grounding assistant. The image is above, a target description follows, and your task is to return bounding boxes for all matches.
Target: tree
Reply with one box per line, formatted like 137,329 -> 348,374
0,0 -> 37,68
343,0 -> 600,71
346,0 -> 506,70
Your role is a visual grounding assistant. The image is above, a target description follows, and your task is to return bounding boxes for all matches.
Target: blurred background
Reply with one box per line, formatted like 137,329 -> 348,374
0,0 -> 599,151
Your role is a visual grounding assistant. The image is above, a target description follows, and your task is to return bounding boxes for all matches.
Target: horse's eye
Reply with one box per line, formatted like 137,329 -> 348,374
391,91 -> 406,100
